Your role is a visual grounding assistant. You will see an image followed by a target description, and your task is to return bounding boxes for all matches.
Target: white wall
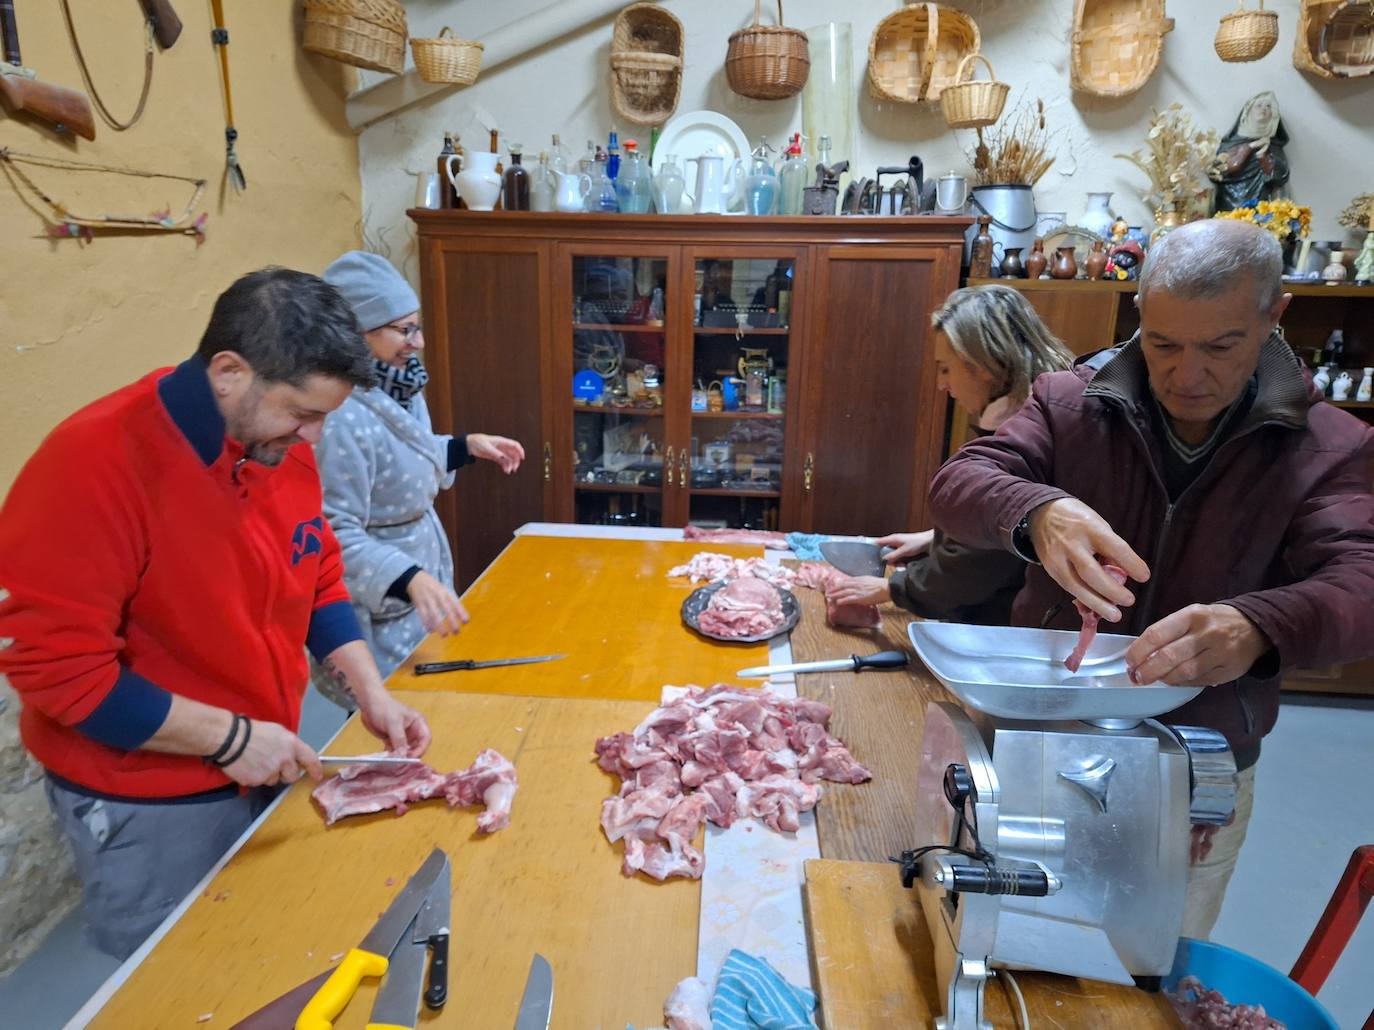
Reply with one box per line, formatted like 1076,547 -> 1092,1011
358,0 -> 1372,278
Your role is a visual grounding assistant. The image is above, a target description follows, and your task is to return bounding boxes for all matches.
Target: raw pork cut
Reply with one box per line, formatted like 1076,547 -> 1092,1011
1065,563 -> 1129,673
667,551 -> 797,589
683,526 -> 789,549
794,562 -> 883,629
312,750 -> 518,831
697,577 -> 788,639
1168,976 -> 1286,1029
595,685 -> 871,881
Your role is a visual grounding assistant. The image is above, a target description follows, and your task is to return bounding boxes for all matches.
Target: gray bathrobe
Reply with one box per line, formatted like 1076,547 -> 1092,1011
315,386 -> 457,679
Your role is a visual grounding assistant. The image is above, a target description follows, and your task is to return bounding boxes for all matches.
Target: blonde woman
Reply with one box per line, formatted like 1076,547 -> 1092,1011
829,284 -> 1074,623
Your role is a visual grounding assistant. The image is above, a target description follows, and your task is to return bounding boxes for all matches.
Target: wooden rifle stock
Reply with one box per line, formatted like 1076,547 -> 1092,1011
0,0 -> 96,139
138,0 -> 182,49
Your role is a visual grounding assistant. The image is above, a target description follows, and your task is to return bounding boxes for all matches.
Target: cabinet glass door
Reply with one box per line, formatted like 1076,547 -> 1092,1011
686,256 -> 793,532
570,254 -> 669,527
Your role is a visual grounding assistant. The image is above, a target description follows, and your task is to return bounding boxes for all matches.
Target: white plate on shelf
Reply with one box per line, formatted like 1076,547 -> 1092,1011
652,109 -> 750,168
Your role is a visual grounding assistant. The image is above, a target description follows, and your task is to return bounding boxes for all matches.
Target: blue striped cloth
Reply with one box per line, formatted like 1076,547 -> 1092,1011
709,949 -> 818,1030
784,532 -> 832,561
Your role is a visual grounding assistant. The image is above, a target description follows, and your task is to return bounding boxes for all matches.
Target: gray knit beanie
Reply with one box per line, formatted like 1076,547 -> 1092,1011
322,250 -> 419,332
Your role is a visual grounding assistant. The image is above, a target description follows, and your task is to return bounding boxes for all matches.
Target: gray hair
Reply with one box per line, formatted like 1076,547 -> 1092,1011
1138,219 -> 1283,312
932,284 -> 1075,400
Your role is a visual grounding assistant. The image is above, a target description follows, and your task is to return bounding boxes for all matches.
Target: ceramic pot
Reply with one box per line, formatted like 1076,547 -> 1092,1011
1051,245 -> 1078,280
1080,192 -> 1115,239
1331,371 -> 1353,401
999,247 -> 1025,279
1025,238 -> 1047,279
1358,367 -> 1374,402
1085,240 -> 1108,280
449,151 -> 502,211
1151,206 -> 1185,244
1323,250 -> 1348,284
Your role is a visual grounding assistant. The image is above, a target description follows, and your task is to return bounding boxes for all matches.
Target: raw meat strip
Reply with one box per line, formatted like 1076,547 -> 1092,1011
1065,563 -> 1129,673
794,561 -> 883,629
698,577 -> 789,639
667,551 -> 797,589
1168,976 -> 1286,1029
683,526 -> 789,549
312,749 -> 518,832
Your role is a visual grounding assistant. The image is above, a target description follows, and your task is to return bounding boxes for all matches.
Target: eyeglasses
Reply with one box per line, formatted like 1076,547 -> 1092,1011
383,321 -> 423,343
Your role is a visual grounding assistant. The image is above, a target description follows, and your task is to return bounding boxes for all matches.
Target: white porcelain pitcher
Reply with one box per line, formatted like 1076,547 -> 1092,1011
552,169 -> 592,213
683,150 -> 742,215
446,151 -> 502,211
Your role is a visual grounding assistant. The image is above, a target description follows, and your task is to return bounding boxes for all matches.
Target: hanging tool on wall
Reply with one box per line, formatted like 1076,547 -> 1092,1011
59,0 -> 181,131
0,0 -> 97,140
138,0 -> 182,49
209,0 -> 245,192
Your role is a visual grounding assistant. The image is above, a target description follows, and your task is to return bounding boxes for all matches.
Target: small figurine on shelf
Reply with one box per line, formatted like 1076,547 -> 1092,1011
1331,371 -> 1354,401
1358,368 -> 1373,402
1312,364 -> 1333,396
1322,249 -> 1348,285
1109,216 -> 1130,244
1105,239 -> 1145,281
1356,231 -> 1374,285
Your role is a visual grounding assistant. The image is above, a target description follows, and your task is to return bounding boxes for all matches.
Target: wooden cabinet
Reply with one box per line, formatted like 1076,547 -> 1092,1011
413,211 -> 968,589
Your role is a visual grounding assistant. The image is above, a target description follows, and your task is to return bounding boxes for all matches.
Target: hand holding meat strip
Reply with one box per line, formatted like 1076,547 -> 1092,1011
1028,497 -> 1149,622
1066,562 -> 1129,672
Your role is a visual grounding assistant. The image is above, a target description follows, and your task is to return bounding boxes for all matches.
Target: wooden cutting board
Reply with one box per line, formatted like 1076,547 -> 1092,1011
87,691 -> 698,1030
399,535 -> 769,701
804,860 -> 1181,1028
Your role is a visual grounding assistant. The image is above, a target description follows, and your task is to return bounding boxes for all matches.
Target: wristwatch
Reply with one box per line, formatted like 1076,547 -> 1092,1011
1011,511 -> 1040,564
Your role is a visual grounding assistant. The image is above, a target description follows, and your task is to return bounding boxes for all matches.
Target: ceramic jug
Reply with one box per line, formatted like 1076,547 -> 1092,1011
553,169 -> 591,213
1080,192 -> 1116,240
653,154 -> 686,214
999,247 -> 1024,279
1085,240 -> 1109,280
1025,238 -> 1047,279
448,151 -> 502,212
1051,245 -> 1078,279
1332,371 -> 1354,401
684,151 -> 742,215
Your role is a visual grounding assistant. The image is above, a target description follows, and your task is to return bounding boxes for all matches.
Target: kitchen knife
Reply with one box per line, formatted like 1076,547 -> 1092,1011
414,654 -> 567,676
318,755 -> 424,766
418,865 -> 451,1010
512,953 -> 553,1030
364,870 -> 451,1027
818,539 -> 896,577
736,650 -> 910,678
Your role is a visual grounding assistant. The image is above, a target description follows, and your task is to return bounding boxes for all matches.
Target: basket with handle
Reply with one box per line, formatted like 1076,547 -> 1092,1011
868,2 -> 981,104
410,27 -> 484,85
940,53 -> 1009,129
1070,0 -> 1174,97
610,2 -> 684,123
1215,0 -> 1280,62
302,0 -> 407,75
725,0 -> 811,101
1295,0 -> 1374,79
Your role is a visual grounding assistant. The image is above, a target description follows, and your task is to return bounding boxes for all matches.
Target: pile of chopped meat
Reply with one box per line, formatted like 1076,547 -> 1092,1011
1065,562 -> 1129,672
1168,976 -> 1287,1029
667,551 -> 797,589
793,561 -> 883,629
595,685 -> 872,881
683,526 -> 790,549
697,577 -> 790,639
311,749 -> 518,832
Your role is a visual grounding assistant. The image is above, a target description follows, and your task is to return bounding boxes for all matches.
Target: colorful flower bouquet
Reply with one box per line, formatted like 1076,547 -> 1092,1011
1214,199 -> 1312,243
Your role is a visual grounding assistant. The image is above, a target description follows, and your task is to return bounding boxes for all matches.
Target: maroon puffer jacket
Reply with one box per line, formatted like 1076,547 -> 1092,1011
928,334 -> 1374,768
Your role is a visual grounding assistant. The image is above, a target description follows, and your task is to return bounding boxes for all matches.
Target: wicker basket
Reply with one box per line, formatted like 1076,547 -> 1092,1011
939,53 -> 1008,129
868,2 -> 980,104
1215,1 -> 1279,62
725,0 -> 810,101
410,27 -> 483,85
1070,0 -> 1174,97
303,0 -> 406,75
1295,0 -> 1374,78
610,3 -> 684,124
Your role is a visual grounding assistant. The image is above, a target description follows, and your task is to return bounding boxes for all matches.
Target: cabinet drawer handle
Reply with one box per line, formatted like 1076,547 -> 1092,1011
679,448 -> 689,483
665,446 -> 676,486
804,452 -> 814,493
543,442 -> 552,482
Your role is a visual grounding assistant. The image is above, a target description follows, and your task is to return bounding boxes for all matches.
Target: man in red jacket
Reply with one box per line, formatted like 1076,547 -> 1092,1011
929,219 -> 1374,939
0,268 -> 432,958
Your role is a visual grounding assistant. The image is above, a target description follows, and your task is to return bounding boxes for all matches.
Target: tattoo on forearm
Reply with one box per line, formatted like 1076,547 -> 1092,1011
322,657 -> 357,705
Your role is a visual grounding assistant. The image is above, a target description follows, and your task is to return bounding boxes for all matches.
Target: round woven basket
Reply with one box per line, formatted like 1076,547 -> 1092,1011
1070,0 -> 1174,97
1215,1 -> 1279,62
410,27 -> 483,85
868,2 -> 980,104
725,0 -> 811,101
610,3 -> 684,123
940,53 -> 1009,129
303,0 -> 406,75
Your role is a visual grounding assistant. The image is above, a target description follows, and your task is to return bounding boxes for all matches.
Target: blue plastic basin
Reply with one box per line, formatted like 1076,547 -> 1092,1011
1163,938 -> 1339,1029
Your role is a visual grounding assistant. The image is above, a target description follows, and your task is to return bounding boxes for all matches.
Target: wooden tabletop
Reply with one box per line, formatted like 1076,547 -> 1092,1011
398,535 -> 769,700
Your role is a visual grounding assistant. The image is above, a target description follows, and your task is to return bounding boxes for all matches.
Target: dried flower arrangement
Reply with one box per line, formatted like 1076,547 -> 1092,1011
967,98 -> 1057,187
1115,104 -> 1218,219
1338,194 -> 1374,231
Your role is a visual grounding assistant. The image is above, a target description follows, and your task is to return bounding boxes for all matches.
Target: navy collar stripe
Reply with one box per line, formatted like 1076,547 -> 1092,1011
157,356 -> 226,466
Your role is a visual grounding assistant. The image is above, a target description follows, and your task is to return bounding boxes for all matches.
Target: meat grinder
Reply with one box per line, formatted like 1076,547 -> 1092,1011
904,622 -> 1239,1030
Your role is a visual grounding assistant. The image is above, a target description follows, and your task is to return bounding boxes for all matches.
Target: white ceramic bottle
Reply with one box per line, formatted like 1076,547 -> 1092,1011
1358,367 -> 1373,403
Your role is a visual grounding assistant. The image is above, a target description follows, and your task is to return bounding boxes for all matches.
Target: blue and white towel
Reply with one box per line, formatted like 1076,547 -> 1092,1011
709,949 -> 818,1030
784,532 -> 832,562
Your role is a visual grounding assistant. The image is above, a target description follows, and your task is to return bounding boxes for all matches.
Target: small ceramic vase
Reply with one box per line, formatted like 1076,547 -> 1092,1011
1025,238 -> 1048,279
1051,245 -> 1078,280
1000,247 -> 1025,279
1332,371 -> 1353,401
1085,240 -> 1108,281
1358,368 -> 1374,403
1323,250 -> 1348,284
1312,365 -> 1332,396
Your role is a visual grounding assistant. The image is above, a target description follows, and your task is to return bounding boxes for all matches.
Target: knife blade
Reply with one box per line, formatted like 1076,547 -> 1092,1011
736,650 -> 910,678
413,654 -> 567,676
513,953 -> 553,1030
318,755 -> 424,766
365,911 -> 429,1029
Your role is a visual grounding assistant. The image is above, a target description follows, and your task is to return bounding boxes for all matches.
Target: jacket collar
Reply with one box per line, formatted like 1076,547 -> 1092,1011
157,356 -> 228,466
1083,330 -> 1311,433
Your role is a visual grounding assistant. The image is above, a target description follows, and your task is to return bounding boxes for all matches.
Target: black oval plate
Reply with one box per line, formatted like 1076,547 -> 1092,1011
680,580 -> 802,643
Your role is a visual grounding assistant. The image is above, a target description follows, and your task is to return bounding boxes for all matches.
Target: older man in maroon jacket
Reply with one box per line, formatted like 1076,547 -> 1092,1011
928,219 -> 1374,938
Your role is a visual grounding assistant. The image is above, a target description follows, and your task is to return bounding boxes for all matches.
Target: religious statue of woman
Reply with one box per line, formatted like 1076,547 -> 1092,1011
1210,91 -> 1290,212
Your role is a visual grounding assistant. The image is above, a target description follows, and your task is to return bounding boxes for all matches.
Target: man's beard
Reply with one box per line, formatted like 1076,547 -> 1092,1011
246,441 -> 291,466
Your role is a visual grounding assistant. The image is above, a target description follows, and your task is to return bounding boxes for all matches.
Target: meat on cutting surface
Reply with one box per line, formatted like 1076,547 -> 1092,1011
595,685 -> 871,881
312,750 -> 518,831
697,576 -> 789,639
667,551 -> 797,589
1065,563 -> 1129,673
683,526 -> 789,549
794,561 -> 883,629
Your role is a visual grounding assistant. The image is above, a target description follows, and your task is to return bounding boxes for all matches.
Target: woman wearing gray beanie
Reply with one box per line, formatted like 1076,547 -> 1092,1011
315,250 -> 524,691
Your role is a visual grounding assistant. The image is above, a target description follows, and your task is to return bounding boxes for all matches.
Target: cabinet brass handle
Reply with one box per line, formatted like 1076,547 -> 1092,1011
543,442 -> 552,482
679,449 -> 689,483
804,452 -> 814,493
666,446 -> 676,486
